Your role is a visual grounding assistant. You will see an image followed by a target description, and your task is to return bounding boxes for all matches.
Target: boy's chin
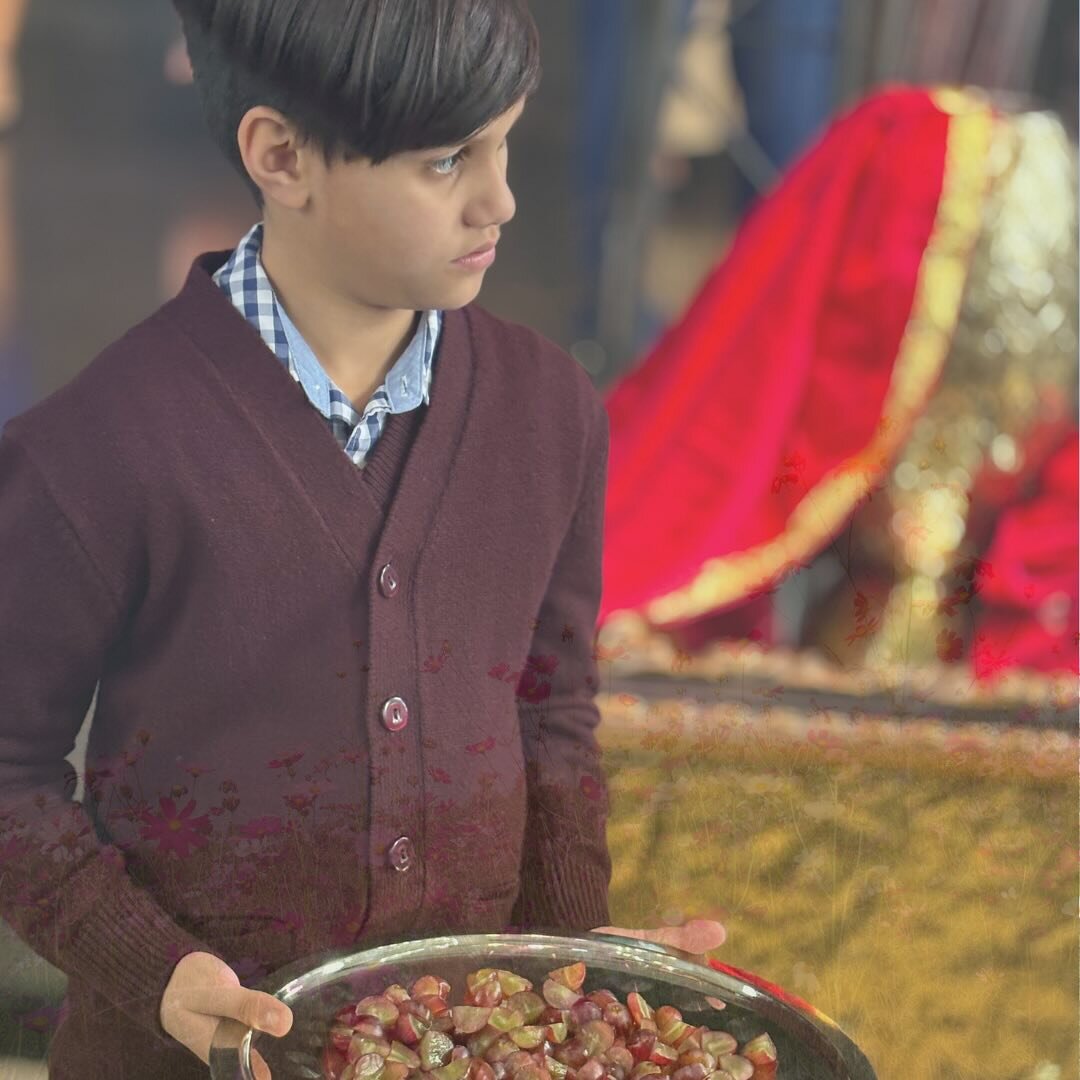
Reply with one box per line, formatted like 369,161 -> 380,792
431,277 -> 487,311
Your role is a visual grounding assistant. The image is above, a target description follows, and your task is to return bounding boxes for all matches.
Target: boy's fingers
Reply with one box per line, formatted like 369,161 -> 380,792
668,918 -> 727,954
187,985 -> 293,1036
167,1011 -> 221,1067
591,921 -> 726,956
251,1046 -> 273,1080
177,1013 -> 276,1074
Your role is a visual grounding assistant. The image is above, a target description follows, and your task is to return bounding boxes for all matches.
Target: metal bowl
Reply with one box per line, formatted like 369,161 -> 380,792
210,931 -> 876,1080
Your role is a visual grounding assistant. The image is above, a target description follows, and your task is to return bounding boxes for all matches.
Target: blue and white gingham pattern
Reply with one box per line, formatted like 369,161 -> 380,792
212,222 -> 441,468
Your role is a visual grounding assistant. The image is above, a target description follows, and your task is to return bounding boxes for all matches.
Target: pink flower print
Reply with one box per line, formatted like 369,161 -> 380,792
284,792 -> 314,815
424,639 -> 452,673
138,798 -> 213,858
592,642 -> 628,663
428,766 -> 453,784
0,836 -> 28,864
120,748 -> 144,769
93,756 -> 125,781
45,819 -> 91,856
525,654 -> 558,676
13,884 -> 51,919
488,661 -> 511,681
236,816 -> 284,840
973,634 -> 1013,681
339,745 -> 367,765
771,473 -> 798,493
306,778 -> 334,801
515,667 -> 551,704
183,763 -> 214,779
465,736 -> 497,755
134,729 -> 152,746
268,750 -> 305,770
83,766 -> 107,792
580,775 -> 604,801
220,779 -> 239,794
956,556 -> 994,582
85,760 -> 114,782
937,629 -> 964,663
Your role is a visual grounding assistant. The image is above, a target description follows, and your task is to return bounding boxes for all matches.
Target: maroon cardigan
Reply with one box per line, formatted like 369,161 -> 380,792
0,251 -> 612,1079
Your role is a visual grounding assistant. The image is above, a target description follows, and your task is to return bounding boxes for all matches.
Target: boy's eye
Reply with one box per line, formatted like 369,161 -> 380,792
431,149 -> 468,176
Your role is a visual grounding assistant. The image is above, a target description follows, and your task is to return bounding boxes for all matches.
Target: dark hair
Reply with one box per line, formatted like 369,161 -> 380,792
172,0 -> 542,206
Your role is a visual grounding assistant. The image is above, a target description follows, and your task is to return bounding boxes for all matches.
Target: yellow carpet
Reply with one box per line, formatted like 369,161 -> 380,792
598,696 -> 1078,1080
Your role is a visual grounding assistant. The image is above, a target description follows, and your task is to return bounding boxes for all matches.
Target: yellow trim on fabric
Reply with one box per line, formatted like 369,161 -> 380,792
632,89 -> 996,628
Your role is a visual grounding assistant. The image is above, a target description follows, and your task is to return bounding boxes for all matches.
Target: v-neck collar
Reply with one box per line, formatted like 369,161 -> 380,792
160,250 -> 475,575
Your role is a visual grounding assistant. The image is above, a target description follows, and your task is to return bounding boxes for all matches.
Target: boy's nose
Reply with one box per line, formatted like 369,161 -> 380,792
467,166 -> 517,231
489,175 -> 517,228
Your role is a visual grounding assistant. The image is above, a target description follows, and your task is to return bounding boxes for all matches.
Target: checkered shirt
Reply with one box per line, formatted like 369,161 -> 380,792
212,222 -> 440,468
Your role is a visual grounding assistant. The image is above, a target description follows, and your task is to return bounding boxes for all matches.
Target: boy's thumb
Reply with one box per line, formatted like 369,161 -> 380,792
250,991 -> 293,1036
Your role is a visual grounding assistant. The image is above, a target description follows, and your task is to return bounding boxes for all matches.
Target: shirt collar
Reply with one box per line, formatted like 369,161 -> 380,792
213,222 -> 438,417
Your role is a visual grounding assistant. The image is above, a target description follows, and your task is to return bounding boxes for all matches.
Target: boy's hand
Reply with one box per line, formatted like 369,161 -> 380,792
590,918 -> 727,965
160,951 -> 293,1080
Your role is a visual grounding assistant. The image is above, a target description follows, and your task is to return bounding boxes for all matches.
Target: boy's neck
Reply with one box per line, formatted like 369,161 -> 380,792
259,222 -> 420,409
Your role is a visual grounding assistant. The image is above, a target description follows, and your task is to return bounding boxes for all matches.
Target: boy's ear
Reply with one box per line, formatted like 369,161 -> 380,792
235,106 -> 312,211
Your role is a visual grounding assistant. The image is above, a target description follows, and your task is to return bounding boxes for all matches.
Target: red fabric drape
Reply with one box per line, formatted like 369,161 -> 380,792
601,87 -> 954,626
973,431 -> 1079,679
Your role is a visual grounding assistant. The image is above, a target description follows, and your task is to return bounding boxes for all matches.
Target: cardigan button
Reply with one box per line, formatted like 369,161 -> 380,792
388,836 -> 415,872
381,696 -> 409,732
379,563 -> 400,598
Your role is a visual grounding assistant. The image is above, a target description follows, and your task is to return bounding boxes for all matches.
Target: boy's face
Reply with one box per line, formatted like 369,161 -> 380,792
248,98 -> 526,314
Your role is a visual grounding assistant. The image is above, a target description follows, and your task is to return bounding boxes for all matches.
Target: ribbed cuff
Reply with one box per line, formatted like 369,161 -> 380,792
63,863 -> 213,1046
514,843 -> 611,933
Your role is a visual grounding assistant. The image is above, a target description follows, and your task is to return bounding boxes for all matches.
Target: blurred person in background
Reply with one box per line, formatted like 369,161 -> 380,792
726,0 -> 842,208
600,84 -> 1078,682
0,0 -> 28,133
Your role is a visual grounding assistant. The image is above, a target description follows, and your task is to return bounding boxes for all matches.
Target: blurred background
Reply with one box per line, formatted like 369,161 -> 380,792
0,1 -> 1077,1078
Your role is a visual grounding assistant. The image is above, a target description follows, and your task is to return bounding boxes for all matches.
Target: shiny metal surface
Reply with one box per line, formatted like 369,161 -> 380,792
210,932 -> 877,1080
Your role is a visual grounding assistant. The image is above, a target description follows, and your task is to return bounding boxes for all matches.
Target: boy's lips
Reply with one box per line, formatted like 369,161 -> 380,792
453,242 -> 498,270
456,241 -> 497,261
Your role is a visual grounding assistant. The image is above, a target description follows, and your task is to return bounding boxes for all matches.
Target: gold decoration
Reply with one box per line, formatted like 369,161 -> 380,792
594,615 -> 1079,712
866,103 -> 1079,670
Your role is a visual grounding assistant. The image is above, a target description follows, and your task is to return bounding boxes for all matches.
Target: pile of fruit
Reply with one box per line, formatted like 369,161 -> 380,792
322,963 -> 778,1080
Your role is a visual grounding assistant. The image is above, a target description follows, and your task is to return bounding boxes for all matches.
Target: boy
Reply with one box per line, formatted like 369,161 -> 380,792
0,2 -> 723,1076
